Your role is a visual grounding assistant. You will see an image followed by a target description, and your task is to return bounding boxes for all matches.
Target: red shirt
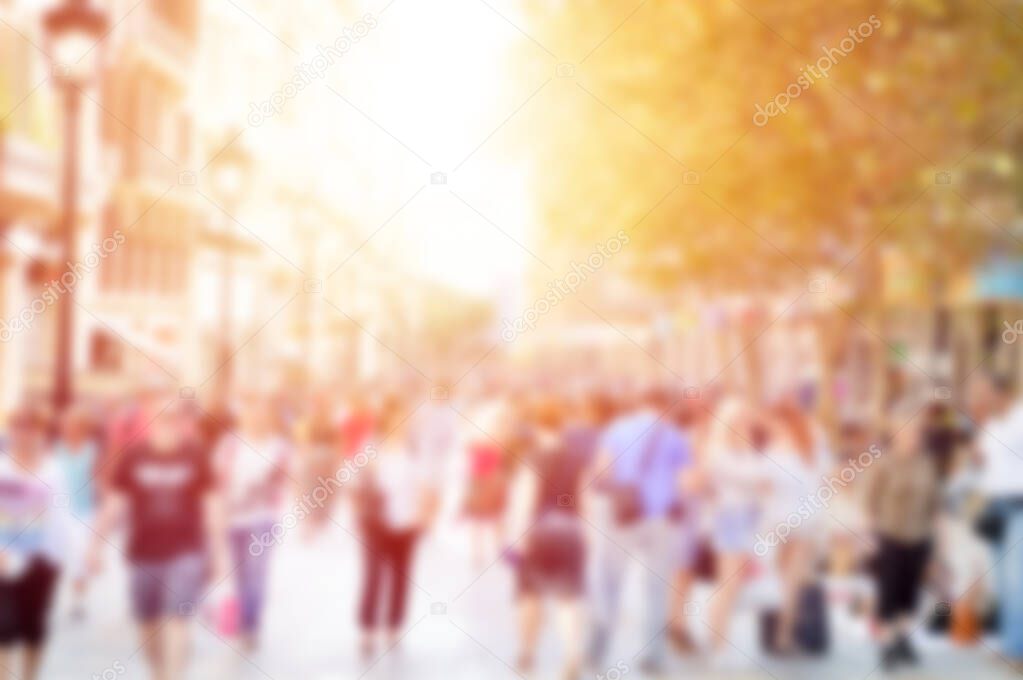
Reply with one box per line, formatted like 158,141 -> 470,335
469,442 -> 502,479
340,410 -> 375,458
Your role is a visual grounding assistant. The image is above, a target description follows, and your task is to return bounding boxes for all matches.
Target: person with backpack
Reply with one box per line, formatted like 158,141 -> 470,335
588,387 -> 690,674
212,391 -> 292,651
354,397 -> 439,661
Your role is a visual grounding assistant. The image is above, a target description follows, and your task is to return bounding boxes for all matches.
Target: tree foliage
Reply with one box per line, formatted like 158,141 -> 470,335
520,0 -> 1023,292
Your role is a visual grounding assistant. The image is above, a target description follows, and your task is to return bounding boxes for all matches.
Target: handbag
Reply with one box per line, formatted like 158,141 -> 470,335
692,539 -> 717,582
216,594 -> 240,637
759,609 -> 780,653
606,428 -> 663,526
975,502 -> 1006,544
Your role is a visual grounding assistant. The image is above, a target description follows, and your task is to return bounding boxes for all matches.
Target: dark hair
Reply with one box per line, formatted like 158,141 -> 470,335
924,401 -> 960,479
986,371 -> 1014,395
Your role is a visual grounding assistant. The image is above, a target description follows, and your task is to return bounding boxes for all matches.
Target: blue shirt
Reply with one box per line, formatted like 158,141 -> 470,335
54,440 -> 97,519
600,411 -> 690,518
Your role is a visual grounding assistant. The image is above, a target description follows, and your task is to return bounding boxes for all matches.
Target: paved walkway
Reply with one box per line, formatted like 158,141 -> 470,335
39,505 -> 1018,680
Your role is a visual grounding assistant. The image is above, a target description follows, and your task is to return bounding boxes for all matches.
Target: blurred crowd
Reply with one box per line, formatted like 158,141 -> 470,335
1,372 -> 1022,679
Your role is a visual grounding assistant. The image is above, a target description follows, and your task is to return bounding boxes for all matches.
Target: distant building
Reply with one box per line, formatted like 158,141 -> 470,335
80,0 -> 204,392
0,0 -> 205,413
0,1 -> 60,413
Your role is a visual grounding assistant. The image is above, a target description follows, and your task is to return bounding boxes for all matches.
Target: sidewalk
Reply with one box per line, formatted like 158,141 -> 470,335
41,508 -> 1017,680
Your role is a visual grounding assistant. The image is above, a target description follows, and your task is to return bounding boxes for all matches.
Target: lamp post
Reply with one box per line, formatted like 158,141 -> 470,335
43,0 -> 108,413
209,137 -> 250,396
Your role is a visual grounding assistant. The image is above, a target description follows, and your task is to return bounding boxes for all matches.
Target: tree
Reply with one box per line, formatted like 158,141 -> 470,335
519,0 -> 1023,290
515,0 -> 1023,421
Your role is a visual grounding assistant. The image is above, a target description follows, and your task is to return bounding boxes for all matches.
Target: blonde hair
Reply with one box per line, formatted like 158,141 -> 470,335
705,397 -> 752,458
886,396 -> 927,454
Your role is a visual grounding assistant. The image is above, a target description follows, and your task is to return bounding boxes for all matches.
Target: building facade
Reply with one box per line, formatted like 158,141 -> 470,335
0,0 -> 204,414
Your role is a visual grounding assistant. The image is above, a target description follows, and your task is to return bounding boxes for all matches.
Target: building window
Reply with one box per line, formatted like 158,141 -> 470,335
89,330 -> 122,373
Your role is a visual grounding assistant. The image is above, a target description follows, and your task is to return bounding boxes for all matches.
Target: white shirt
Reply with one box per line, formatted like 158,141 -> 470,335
409,403 -> 456,476
979,402 -> 1023,497
709,448 -> 773,514
216,435 -> 291,528
764,445 -> 829,533
373,448 -> 435,530
0,455 -> 74,576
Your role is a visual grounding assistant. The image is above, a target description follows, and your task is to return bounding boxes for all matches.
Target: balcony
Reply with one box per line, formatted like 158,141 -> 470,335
0,133 -> 57,222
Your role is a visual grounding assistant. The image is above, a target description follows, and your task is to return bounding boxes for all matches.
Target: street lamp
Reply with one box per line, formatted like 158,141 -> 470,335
209,136 -> 250,395
43,0 -> 108,413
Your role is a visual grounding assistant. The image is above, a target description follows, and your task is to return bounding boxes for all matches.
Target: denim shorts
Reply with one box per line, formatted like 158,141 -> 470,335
129,552 -> 206,622
712,506 -> 759,554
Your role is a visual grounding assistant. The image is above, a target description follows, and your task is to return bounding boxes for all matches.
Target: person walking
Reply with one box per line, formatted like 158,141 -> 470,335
665,398 -> 701,654
864,402 -> 941,671
697,398 -> 773,668
0,407 -> 72,680
511,397 -> 591,680
354,398 -> 439,660
295,391 -> 342,538
462,399 -> 512,569
764,401 -> 826,654
213,391 -> 291,651
969,373 -> 1023,667
87,398 -> 229,680
588,387 -> 689,674
53,404 -> 99,621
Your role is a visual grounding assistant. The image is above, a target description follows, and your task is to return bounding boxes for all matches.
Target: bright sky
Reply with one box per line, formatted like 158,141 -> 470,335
199,0 -> 536,299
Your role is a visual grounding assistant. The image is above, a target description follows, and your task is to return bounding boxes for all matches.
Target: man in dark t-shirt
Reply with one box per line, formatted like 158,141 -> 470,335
112,441 -> 213,563
88,398 -> 226,680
